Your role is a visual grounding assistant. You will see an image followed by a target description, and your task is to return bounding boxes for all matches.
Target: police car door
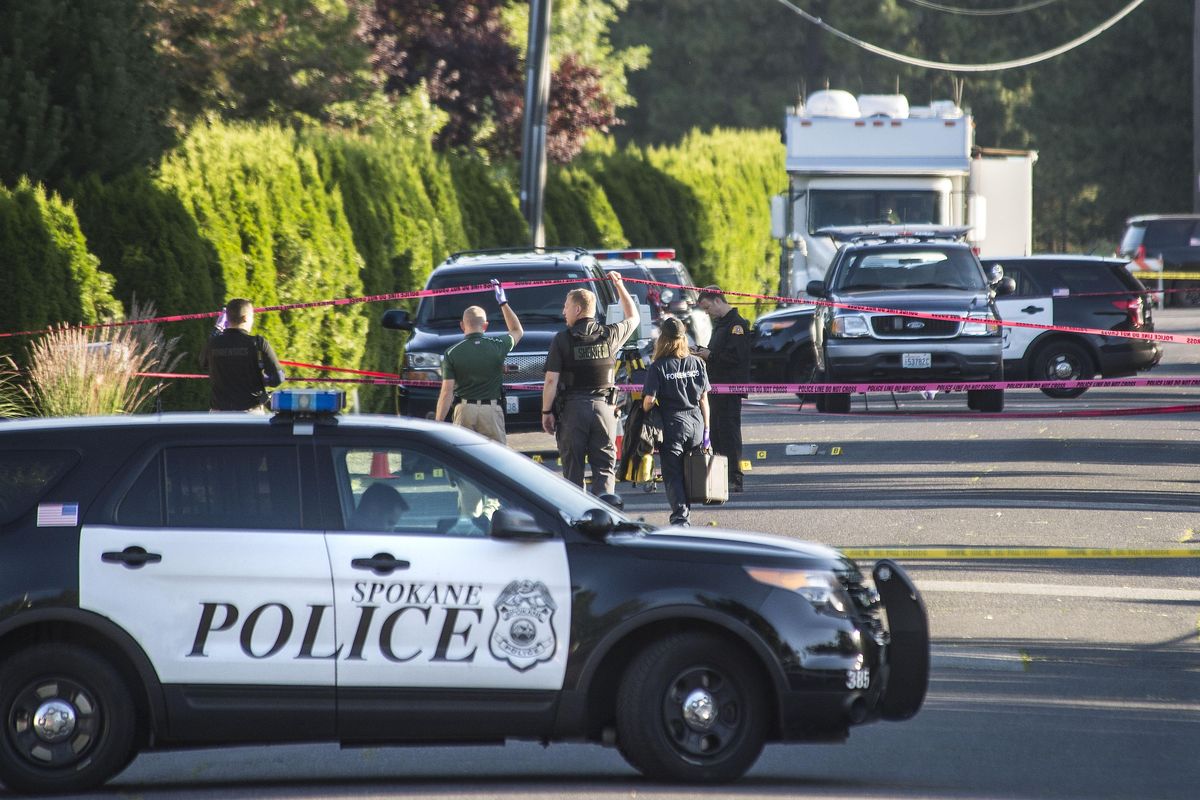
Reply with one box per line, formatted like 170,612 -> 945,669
319,441 -> 571,738
991,262 -> 1053,367
78,437 -> 337,735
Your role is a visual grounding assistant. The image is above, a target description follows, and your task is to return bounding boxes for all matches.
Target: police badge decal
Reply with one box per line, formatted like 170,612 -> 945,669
489,579 -> 558,671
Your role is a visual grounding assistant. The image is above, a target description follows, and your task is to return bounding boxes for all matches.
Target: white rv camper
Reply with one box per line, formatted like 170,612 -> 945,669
770,90 -> 1036,298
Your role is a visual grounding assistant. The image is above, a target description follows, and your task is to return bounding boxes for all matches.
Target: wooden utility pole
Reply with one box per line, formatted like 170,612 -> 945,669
520,0 -> 552,247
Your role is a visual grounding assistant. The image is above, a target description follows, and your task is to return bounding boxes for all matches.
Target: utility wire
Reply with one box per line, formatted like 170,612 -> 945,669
770,0 -> 1146,72
899,0 -> 1062,16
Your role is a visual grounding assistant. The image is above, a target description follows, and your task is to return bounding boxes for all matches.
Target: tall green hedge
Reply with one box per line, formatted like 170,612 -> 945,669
157,121 -> 368,389
587,130 -> 784,305
0,180 -> 121,360
544,166 -> 626,249
449,157 -> 526,249
2,124 -> 787,407
68,170 -> 219,409
305,131 -> 469,411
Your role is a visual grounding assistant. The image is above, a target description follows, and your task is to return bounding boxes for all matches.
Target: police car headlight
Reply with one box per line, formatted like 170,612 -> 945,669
961,312 -> 1000,336
745,567 -> 854,615
830,315 -> 870,338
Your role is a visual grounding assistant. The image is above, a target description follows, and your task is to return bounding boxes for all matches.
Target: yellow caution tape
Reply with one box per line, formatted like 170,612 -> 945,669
841,547 -> 1200,560
1134,272 -> 1200,280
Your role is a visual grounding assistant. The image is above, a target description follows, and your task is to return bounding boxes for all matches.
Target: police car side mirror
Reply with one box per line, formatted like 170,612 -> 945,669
806,280 -> 827,298
993,277 -> 1016,297
382,309 -> 414,332
489,508 -> 552,541
574,508 -> 615,538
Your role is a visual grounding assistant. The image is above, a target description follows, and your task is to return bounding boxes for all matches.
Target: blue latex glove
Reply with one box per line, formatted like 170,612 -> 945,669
702,428 -> 711,450
214,309 -> 228,331
491,278 -> 507,306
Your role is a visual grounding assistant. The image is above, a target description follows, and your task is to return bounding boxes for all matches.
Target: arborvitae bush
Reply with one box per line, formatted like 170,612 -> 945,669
157,121 -> 368,396
306,131 -> 469,411
544,167 -> 626,249
0,180 -> 121,364
449,157 -> 527,249
68,171 -> 219,409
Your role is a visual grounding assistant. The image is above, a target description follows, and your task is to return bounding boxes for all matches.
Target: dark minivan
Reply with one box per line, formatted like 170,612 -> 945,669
382,249 -> 621,430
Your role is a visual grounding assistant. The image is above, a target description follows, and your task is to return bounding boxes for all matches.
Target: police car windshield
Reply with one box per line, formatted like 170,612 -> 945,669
457,440 -> 636,524
417,271 -> 596,327
832,247 -> 986,293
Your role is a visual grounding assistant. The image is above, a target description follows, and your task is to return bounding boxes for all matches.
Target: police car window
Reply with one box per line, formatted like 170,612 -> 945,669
335,447 -> 515,537
0,450 -> 80,526
116,455 -> 162,526
163,446 -> 302,529
1046,263 -> 1130,293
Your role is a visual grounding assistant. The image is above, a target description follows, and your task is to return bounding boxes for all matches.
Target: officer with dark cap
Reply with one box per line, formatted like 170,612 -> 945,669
642,316 -> 710,526
692,285 -> 751,492
542,272 -> 640,495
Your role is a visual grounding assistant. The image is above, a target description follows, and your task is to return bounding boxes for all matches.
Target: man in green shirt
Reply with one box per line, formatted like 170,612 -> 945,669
435,279 -> 524,444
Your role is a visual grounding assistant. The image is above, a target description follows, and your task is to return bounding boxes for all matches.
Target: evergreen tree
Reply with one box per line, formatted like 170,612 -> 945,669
0,0 -> 176,187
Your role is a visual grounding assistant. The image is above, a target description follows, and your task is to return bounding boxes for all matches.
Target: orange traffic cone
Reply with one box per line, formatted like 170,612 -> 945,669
370,451 -> 391,479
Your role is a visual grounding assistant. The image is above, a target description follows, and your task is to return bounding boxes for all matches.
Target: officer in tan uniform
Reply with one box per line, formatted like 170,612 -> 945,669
542,272 -> 639,495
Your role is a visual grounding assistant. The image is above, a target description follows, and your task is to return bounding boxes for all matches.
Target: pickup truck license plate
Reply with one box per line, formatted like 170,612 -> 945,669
505,396 -> 519,414
902,353 -> 932,369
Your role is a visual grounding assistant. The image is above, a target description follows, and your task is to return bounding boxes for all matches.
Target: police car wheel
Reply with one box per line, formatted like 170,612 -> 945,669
824,393 -> 851,414
615,632 -> 767,782
0,644 -> 137,795
1034,340 -> 1092,399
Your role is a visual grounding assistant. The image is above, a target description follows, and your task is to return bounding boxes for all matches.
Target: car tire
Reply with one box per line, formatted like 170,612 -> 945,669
967,388 -> 1004,412
0,644 -> 137,795
786,351 -> 818,402
616,632 -> 768,783
824,393 -> 852,413
1033,340 -> 1093,399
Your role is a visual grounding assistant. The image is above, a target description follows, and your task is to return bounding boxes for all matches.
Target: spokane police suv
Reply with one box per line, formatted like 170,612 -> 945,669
0,390 -> 928,793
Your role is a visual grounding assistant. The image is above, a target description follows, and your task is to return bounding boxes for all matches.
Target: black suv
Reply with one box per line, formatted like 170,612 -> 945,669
1117,214 -> 1200,306
750,303 -> 817,389
382,249 -> 622,431
807,230 -> 1013,413
984,256 -> 1160,398
0,392 -> 928,793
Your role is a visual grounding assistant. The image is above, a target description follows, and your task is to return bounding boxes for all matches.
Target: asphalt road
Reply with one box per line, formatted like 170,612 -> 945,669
30,310 -> 1200,800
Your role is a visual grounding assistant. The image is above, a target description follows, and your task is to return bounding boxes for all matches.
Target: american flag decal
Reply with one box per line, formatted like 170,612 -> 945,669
37,503 -> 79,527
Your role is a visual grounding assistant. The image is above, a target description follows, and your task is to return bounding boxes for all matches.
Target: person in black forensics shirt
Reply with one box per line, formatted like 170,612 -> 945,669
643,317 -> 710,526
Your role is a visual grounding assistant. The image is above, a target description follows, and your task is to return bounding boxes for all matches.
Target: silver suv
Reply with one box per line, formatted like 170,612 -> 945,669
806,230 -> 1014,413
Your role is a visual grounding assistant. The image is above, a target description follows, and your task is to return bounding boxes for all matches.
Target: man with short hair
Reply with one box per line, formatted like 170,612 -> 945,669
692,286 -> 751,492
435,280 -> 524,443
200,298 -> 284,411
542,273 -> 639,495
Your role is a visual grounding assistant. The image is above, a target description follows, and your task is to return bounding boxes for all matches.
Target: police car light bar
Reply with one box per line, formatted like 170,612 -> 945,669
591,248 -> 676,261
270,389 -> 345,414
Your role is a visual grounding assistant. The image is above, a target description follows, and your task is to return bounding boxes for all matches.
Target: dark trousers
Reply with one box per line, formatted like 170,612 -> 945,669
661,409 -> 703,524
710,393 -> 743,487
556,395 -> 618,495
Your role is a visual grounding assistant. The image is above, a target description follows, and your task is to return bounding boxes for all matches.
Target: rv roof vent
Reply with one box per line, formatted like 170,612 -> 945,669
857,94 -> 909,119
804,89 -> 859,119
